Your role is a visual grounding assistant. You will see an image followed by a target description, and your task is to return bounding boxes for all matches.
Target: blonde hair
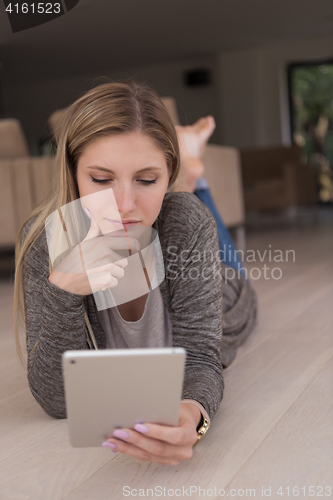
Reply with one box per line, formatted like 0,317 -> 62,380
13,79 -> 180,369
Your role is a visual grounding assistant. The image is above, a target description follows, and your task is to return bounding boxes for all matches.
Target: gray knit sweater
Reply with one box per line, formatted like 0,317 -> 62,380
21,192 -> 256,421
21,193 -> 257,418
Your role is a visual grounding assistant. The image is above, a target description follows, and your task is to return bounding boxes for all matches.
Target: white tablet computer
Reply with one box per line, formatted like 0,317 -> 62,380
62,347 -> 186,448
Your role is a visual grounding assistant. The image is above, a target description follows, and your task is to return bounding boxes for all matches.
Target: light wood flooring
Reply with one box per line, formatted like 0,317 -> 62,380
0,212 -> 332,500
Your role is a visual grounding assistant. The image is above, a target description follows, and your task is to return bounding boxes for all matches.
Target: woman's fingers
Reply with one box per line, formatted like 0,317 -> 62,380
104,235 -> 140,253
82,208 -> 101,241
103,439 -> 182,465
135,421 -> 197,447
104,423 -> 195,459
79,235 -> 139,271
107,262 -> 127,279
114,257 -> 129,269
104,430 -> 192,464
101,405 -> 200,464
81,235 -> 140,254
86,261 -> 128,292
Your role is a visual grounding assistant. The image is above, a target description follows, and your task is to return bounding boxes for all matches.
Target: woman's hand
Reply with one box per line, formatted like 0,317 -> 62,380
102,402 -> 201,465
48,210 -> 140,296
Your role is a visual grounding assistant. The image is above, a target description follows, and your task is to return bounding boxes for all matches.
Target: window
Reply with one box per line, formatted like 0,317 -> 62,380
287,60 -> 333,204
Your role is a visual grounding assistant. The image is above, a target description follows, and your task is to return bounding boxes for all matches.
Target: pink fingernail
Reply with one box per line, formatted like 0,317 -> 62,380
113,429 -> 130,439
102,441 -> 117,449
84,207 -> 91,218
134,423 -> 149,434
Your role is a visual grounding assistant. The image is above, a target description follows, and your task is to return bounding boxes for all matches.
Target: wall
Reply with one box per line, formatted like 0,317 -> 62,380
216,35 -> 333,149
2,56 -> 219,153
3,35 -> 333,153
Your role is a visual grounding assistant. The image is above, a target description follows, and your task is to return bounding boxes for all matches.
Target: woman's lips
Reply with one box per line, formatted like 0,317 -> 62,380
106,219 -> 140,228
123,221 -> 140,226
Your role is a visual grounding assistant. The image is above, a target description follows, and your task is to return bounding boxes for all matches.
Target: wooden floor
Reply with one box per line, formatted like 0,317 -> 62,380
0,212 -> 332,500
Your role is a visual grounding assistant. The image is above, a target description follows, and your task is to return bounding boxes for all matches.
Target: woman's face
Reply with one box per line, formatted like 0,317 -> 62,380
76,131 -> 170,234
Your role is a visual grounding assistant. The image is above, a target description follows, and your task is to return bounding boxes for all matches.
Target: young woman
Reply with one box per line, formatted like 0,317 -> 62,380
14,80 -> 256,465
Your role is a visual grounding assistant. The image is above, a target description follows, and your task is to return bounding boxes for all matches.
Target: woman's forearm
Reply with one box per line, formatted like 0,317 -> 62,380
161,194 -> 224,420
26,276 -> 87,418
22,229 -> 88,418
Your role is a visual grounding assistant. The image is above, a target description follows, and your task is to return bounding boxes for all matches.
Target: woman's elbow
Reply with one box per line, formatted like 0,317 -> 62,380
28,381 -> 67,419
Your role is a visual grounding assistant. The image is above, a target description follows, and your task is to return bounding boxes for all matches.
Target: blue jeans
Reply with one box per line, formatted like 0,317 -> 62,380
194,182 -> 246,277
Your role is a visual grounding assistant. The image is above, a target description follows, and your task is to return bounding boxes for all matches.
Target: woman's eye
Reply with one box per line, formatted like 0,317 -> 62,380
90,175 -> 111,184
140,178 -> 157,185
89,175 -> 158,185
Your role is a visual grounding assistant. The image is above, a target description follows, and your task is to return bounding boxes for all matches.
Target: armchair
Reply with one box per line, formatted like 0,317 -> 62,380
0,119 -> 56,248
240,145 -> 317,212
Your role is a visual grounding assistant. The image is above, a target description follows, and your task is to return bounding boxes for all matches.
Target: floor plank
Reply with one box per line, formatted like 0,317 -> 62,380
226,354 -> 333,497
0,215 -> 332,500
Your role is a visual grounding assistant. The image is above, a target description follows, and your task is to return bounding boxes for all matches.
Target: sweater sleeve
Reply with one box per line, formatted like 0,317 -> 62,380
21,220 -> 88,419
157,193 -> 224,420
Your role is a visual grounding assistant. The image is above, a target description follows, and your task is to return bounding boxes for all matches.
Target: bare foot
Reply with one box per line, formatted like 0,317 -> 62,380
175,116 -> 216,160
173,116 -> 216,193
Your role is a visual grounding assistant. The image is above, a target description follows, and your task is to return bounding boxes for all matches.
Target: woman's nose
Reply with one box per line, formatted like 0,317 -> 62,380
114,184 -> 136,215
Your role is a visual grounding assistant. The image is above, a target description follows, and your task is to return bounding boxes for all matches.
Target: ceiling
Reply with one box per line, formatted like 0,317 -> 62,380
0,0 -> 333,82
